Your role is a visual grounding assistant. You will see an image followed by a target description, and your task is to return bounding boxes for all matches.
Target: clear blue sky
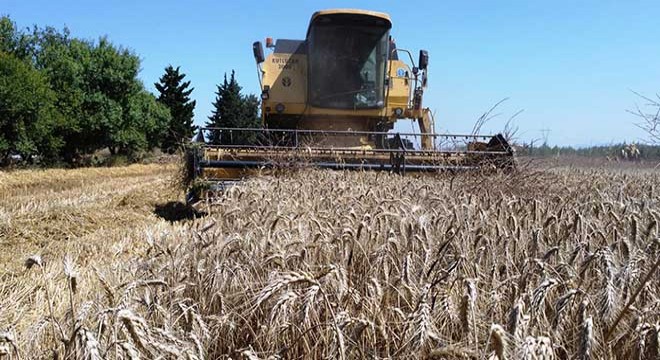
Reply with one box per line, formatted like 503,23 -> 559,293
4,0 -> 660,146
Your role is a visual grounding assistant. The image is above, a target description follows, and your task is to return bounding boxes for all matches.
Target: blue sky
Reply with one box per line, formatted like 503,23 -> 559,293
3,0 -> 660,146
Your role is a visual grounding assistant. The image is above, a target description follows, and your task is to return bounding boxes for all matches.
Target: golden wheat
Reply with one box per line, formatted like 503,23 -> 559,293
0,163 -> 659,359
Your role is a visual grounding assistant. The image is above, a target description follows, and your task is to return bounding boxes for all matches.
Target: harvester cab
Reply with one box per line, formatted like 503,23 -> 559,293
186,9 -> 514,202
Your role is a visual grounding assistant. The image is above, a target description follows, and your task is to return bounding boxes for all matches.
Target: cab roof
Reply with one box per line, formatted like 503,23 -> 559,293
310,9 -> 392,24
307,9 -> 392,38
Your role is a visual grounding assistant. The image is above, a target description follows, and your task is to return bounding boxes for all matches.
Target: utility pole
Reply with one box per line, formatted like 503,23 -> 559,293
540,128 -> 551,146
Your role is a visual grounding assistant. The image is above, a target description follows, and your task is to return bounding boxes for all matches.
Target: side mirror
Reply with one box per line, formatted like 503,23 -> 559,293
418,50 -> 429,70
253,41 -> 265,64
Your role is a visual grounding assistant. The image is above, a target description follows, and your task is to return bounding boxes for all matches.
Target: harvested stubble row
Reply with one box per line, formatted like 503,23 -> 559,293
0,165 -> 659,359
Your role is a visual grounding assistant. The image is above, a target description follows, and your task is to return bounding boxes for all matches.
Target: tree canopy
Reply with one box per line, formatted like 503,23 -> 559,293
206,70 -> 261,145
155,65 -> 197,152
0,15 -> 170,164
0,51 -> 62,163
0,16 -> 263,166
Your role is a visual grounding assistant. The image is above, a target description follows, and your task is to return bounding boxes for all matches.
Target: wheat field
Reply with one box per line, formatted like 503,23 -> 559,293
0,163 -> 659,359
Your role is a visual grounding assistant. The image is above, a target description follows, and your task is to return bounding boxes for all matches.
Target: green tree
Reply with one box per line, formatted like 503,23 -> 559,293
116,90 -> 171,155
242,94 -> 260,126
0,52 -> 63,163
0,16 -> 17,53
206,70 -> 261,144
155,65 -> 196,152
38,36 -> 92,160
0,15 -> 172,164
32,30 -> 170,159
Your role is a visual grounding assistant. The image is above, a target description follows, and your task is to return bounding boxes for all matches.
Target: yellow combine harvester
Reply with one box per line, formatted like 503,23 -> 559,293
186,9 -> 514,201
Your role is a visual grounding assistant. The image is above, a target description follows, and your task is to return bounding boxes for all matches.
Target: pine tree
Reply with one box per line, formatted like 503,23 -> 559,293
155,65 -> 196,152
206,70 -> 261,144
240,94 -> 261,144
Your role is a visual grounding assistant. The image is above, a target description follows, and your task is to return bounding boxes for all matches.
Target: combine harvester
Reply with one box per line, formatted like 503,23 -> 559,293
186,9 -> 514,201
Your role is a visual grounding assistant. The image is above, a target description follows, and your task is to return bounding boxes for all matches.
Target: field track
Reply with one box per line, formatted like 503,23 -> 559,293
0,164 -> 179,273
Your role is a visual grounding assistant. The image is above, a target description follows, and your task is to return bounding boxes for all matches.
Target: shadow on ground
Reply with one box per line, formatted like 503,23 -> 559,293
154,201 -> 206,222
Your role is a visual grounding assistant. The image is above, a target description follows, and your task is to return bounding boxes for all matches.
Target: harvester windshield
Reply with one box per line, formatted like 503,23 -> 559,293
308,14 -> 390,109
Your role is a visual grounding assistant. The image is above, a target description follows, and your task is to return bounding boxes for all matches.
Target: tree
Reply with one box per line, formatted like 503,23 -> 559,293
0,52 -> 63,164
31,28 -> 170,159
118,90 -> 171,155
242,94 -> 260,126
240,94 -> 261,144
0,16 -> 17,53
629,91 -> 660,145
0,15 -> 172,164
206,70 -> 261,144
155,65 -> 196,152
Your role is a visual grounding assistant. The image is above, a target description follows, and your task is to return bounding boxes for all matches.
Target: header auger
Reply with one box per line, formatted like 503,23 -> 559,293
186,9 -> 514,202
